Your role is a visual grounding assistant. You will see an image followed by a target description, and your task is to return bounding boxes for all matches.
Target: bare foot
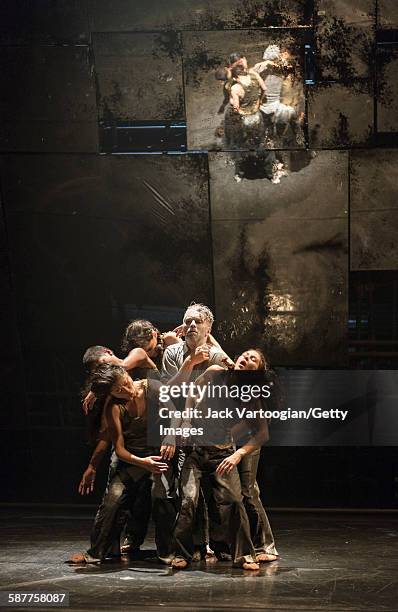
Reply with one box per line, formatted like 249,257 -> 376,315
158,556 -> 174,565
206,544 -> 215,558
68,553 -> 86,564
256,553 -> 278,563
121,544 -> 140,556
171,558 -> 189,570
205,555 -> 218,565
242,561 -> 260,571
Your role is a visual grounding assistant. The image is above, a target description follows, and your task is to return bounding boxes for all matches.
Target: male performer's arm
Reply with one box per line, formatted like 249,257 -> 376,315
106,402 -> 168,474
253,59 -> 273,74
252,70 -> 267,93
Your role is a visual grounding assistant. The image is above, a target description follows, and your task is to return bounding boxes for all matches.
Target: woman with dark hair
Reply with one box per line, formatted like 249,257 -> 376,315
224,65 -> 266,149
186,348 -> 278,564
225,349 -> 279,563
70,364 -> 178,565
78,328 -> 168,497
81,320 -> 181,414
120,319 -> 183,380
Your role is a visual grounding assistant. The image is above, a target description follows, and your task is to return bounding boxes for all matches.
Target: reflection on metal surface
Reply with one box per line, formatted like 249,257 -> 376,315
350,149 -> 398,271
264,314 -> 299,348
210,150 -> 348,366
183,30 -> 306,151
266,292 -> 296,312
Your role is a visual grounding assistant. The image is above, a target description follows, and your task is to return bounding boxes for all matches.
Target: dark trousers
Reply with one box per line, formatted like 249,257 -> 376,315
174,447 -> 256,566
105,451 -> 151,553
121,477 -> 152,550
238,449 -> 277,555
87,460 -> 177,562
177,448 -> 209,549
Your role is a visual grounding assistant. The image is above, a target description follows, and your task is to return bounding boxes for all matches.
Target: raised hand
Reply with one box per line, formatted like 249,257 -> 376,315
160,444 -> 175,460
191,345 -> 210,366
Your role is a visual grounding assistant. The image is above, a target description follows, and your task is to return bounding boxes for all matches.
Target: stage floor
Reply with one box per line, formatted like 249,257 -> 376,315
0,509 -> 397,611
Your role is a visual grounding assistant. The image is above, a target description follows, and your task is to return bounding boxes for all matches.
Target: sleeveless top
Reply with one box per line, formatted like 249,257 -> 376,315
239,75 -> 262,115
117,379 -> 162,457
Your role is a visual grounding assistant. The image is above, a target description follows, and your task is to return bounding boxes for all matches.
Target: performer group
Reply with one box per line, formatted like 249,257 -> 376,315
69,303 -> 279,571
216,44 -> 304,151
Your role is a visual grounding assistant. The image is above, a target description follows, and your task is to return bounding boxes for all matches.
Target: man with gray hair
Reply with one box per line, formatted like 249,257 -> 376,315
162,305 -> 260,570
161,303 -> 233,560
253,44 -> 304,145
161,303 -> 232,385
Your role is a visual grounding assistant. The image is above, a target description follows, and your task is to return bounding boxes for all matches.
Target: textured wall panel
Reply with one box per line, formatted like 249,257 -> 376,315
1,154 -> 213,353
209,150 -> 348,366
0,47 -> 98,152
378,1 -> 398,29
315,0 -> 375,26
377,47 -> 398,133
0,0 -> 89,44
308,83 -> 374,148
89,0 -> 311,32
93,32 -> 184,122
315,12 -> 374,82
351,149 -> 398,270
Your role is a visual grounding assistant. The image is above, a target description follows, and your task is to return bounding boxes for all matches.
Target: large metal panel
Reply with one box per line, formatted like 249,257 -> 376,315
315,0 -> 375,82
0,0 -> 89,45
1,154 -> 213,352
89,0 -> 311,32
378,0 -> 398,29
351,149 -> 398,270
0,193 -> 28,425
93,32 -> 184,122
308,83 -> 374,148
315,0 -> 375,26
183,30 -> 306,151
209,150 -> 348,366
0,47 -> 98,152
377,46 -> 398,133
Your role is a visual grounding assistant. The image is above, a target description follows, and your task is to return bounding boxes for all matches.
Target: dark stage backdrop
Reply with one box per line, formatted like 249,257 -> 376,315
0,0 -> 397,508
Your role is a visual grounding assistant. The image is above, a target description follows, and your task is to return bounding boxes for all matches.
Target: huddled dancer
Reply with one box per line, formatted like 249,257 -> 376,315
215,45 -> 305,178
69,303 -> 278,572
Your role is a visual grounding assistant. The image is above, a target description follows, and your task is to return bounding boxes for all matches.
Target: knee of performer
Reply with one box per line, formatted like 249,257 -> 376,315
228,491 -> 243,507
218,493 -> 242,507
241,484 -> 255,500
180,496 -> 196,512
105,481 -> 125,505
